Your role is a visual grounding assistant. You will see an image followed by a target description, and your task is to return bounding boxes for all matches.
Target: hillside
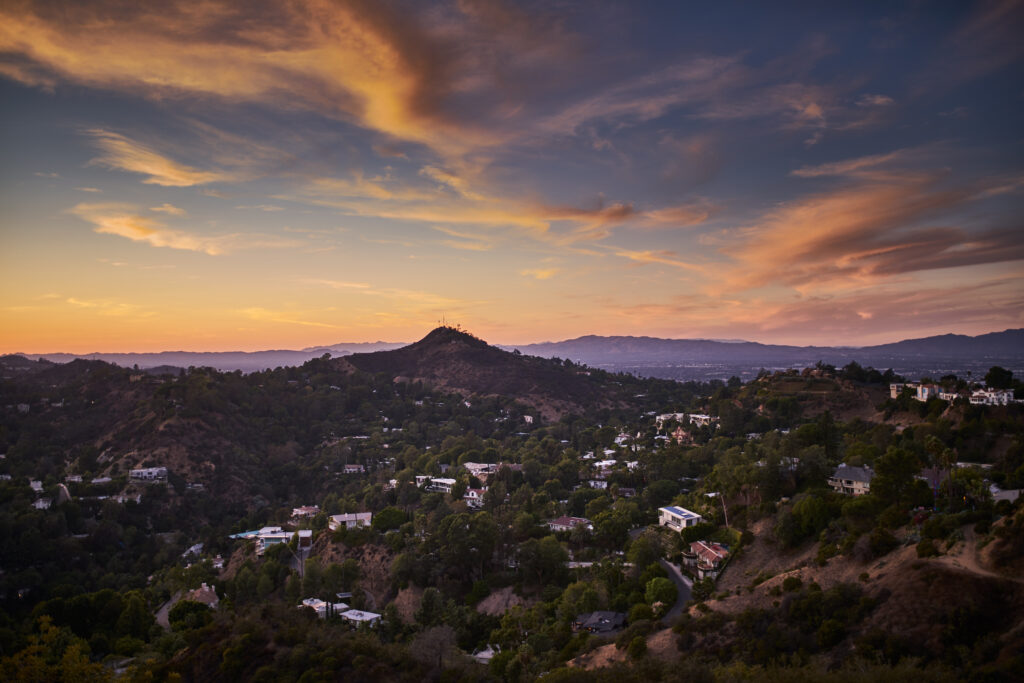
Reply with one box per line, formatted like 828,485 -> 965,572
343,327 -> 619,420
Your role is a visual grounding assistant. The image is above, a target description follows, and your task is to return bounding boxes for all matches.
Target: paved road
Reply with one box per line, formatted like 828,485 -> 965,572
629,526 -> 693,622
658,558 -> 692,621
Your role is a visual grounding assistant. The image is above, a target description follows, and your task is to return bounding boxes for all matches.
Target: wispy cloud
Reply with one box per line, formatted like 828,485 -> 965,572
75,187 -> 102,193
70,202 -> 298,255
34,171 -> 59,178
85,129 -> 235,187
240,307 -> 340,329
150,203 -> 186,216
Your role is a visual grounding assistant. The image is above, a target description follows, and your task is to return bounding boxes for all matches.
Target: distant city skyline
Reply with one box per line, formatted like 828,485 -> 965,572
2,1 -> 1022,353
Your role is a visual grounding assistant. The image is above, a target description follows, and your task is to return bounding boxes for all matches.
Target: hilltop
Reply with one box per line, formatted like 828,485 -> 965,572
341,327 -> 618,420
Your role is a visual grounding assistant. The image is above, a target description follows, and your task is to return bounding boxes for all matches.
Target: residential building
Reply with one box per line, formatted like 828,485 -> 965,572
301,597 -> 349,619
423,477 -> 457,493
186,583 -> 219,609
229,526 -> 294,555
658,506 -> 703,531
291,505 -> 320,519
328,512 -> 372,531
547,516 -> 593,532
340,609 -> 381,627
32,498 -> 51,510
970,389 -> 1014,406
572,611 -> 625,633
342,464 -> 366,474
915,385 -> 939,402
829,464 -> 874,496
684,540 -> 729,580
130,467 -> 168,481
463,488 -> 487,509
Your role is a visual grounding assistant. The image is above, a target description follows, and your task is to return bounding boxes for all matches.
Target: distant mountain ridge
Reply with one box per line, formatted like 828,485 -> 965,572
506,328 -> 1024,365
8,328 -> 1022,377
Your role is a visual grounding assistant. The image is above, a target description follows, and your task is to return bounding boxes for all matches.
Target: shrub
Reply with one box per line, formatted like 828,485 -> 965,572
782,576 -> 802,592
627,635 -> 646,660
916,538 -> 940,558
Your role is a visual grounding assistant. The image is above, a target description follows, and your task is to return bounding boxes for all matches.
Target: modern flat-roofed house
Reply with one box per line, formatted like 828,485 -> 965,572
915,385 -> 939,402
829,464 -> 873,495
340,609 -> 381,627
424,477 -> 457,493
342,464 -> 366,474
291,505 -> 319,519
547,516 -> 593,532
301,597 -> 349,619
130,467 -> 168,481
658,506 -> 703,531
328,512 -> 372,531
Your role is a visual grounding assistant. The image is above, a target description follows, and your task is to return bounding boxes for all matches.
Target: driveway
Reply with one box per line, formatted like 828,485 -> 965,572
657,558 -> 692,621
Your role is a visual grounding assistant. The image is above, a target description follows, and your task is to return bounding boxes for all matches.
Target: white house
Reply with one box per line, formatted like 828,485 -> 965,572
329,512 -> 372,531
340,609 -> 381,627
463,488 -> 487,509
423,477 -> 457,493
301,597 -> 349,619
130,467 -> 168,481
342,464 -> 366,474
658,506 -> 703,531
915,385 -> 939,402
547,516 -> 593,532
291,505 -> 320,519
970,389 -> 1014,406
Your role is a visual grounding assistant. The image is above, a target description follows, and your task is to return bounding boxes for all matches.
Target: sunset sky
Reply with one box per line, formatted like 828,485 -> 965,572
1,0 -> 1022,353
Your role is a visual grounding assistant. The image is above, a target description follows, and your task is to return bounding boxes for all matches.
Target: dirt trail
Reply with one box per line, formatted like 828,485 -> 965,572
934,526 -> 1024,584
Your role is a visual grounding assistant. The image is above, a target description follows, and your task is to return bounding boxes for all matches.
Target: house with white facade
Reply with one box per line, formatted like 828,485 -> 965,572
970,389 -> 1014,406
328,512 -> 372,531
547,516 -> 593,532
829,464 -> 874,496
658,506 -> 703,531
463,488 -> 487,509
340,609 -> 381,627
301,597 -> 349,619
130,467 -> 168,482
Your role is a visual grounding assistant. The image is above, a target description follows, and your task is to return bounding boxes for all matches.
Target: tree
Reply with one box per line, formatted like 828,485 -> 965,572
410,625 -> 458,671
984,366 -> 1014,390
645,577 -> 677,617
871,447 -> 920,507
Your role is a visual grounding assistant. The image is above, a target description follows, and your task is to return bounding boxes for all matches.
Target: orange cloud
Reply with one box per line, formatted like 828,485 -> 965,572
70,202 -> 299,255
86,130 -> 234,186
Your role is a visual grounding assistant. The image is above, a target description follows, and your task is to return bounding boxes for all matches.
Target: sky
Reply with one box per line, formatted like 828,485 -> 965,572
1,0 -> 1022,353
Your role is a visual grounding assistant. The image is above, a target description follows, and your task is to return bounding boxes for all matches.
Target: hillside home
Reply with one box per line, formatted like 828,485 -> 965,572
684,540 -> 730,580
688,414 -> 720,428
301,597 -> 349,619
970,389 -> 1014,406
423,477 -> 457,493
572,611 -> 625,633
32,498 -> 51,510
130,467 -> 168,481
340,609 -> 381,627
658,506 -> 703,531
463,462 -> 498,477
329,512 -> 372,531
889,383 -> 907,399
229,526 -> 294,555
548,516 -> 593,532
186,583 -> 219,609
30,480 -> 43,492
829,464 -> 873,496
291,505 -> 319,519
342,464 -> 366,474
916,385 -> 939,402
463,488 -> 487,509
